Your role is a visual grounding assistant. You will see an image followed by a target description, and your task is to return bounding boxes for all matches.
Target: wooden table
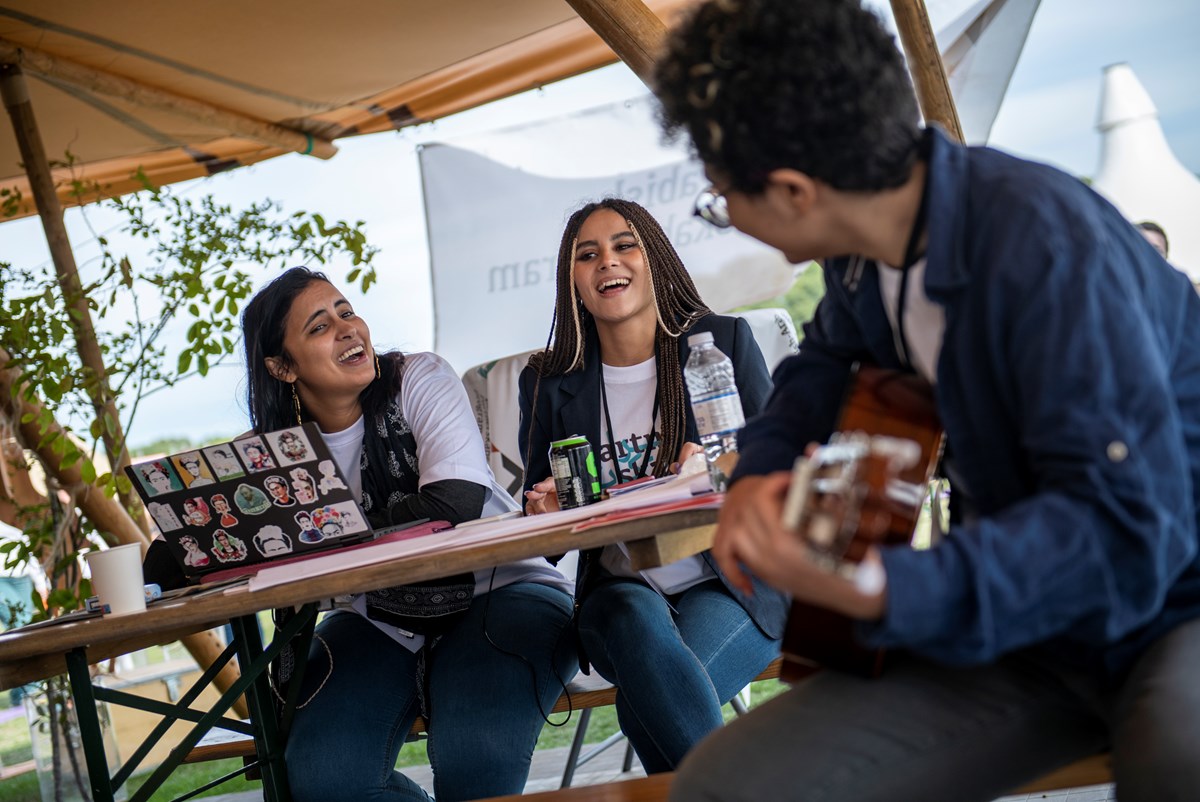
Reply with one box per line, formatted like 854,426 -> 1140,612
0,508 -> 717,802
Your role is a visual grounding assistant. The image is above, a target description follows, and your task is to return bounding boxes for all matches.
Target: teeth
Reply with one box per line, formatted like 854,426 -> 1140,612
338,345 -> 364,362
599,278 -> 630,291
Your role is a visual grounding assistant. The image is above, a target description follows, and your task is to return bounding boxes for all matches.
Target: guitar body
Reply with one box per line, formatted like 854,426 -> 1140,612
780,365 -> 943,680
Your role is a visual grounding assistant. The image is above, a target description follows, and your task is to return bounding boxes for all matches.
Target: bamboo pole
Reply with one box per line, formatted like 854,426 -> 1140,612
0,38 -> 335,159
0,347 -> 248,718
564,0 -> 668,85
0,64 -> 152,533
889,0 -> 964,142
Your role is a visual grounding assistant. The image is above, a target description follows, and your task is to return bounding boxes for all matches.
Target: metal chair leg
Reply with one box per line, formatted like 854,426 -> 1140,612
561,708 -> 592,788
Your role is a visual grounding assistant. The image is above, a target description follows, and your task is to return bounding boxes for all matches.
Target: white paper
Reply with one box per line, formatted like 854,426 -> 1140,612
248,472 -> 713,592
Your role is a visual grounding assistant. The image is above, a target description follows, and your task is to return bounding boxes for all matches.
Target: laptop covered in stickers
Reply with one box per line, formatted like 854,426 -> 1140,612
125,422 -> 375,579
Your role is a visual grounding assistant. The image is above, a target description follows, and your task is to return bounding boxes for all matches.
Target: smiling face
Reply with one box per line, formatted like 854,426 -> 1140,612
572,209 -> 658,333
266,281 -> 375,412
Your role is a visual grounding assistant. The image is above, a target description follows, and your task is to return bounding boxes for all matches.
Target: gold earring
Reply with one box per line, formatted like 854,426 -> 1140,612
291,383 -> 302,425
374,353 -> 381,380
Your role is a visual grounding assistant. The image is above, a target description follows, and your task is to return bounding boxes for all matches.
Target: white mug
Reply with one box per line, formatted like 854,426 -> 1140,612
86,543 -> 146,615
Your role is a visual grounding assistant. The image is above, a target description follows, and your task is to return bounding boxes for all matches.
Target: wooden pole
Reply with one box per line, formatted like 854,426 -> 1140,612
0,38 -> 336,159
0,352 -> 145,548
564,0 -> 668,85
0,68 -> 248,715
0,348 -> 248,718
889,0 -> 964,142
0,64 -> 151,532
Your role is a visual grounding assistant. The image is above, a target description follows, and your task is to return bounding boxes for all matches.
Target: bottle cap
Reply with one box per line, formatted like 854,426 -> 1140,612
687,331 -> 715,347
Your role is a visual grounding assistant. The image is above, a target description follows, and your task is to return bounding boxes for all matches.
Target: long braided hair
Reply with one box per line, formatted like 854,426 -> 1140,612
527,199 -> 710,477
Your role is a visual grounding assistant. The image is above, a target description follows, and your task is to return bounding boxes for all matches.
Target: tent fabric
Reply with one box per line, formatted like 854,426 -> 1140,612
0,0 -> 695,217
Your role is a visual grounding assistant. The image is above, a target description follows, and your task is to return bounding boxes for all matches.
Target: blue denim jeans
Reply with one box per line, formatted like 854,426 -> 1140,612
576,577 -> 779,773
285,582 -> 576,801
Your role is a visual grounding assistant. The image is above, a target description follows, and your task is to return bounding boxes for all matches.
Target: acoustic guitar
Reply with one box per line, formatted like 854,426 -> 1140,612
779,364 -> 943,680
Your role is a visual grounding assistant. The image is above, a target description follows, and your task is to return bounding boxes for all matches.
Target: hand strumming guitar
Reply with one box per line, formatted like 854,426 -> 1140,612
713,472 -> 889,622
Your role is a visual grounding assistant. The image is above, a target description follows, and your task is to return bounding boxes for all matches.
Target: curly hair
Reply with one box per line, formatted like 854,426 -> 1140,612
526,198 -> 710,477
655,0 -> 922,193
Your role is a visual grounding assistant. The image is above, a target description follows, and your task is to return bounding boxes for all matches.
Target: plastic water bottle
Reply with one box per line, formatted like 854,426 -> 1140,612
684,331 -> 746,491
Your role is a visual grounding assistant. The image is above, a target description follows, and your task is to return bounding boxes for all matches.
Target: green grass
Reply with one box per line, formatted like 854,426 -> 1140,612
130,760 -> 261,801
1,713 -> 34,768
0,770 -> 39,801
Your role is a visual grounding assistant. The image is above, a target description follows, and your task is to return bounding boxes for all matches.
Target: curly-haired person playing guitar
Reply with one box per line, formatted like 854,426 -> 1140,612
652,1 -> 1200,800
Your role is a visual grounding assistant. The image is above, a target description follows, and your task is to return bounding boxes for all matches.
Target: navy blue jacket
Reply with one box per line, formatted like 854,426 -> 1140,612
519,313 -> 788,643
734,127 -> 1200,680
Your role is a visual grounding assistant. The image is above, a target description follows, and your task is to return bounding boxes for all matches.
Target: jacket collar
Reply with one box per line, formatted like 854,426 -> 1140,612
557,333 -> 604,454
921,125 -> 972,298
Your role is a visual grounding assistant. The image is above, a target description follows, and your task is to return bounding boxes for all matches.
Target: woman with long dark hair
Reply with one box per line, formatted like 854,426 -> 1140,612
242,267 -> 576,801
518,199 -> 786,772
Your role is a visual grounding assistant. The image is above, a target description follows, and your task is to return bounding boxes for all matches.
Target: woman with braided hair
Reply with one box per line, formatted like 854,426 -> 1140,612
519,198 -> 786,772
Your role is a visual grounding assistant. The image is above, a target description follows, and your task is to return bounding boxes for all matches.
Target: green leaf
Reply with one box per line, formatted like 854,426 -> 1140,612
80,459 -> 97,484
177,350 -> 193,374
48,588 -> 76,609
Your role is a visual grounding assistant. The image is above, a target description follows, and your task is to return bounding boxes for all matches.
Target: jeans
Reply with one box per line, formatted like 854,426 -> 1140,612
576,577 -> 779,773
285,582 -> 576,802
671,615 -> 1200,802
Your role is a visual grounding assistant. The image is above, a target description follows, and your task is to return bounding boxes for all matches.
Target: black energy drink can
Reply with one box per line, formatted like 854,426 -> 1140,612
549,435 -> 601,509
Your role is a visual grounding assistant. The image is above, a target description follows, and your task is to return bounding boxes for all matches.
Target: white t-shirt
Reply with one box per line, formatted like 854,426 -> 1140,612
877,259 -> 972,507
595,357 -> 715,596
322,352 -> 572,650
876,258 -> 944,385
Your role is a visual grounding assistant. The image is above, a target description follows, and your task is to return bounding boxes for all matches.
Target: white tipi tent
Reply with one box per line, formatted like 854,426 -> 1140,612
1091,63 -> 1200,280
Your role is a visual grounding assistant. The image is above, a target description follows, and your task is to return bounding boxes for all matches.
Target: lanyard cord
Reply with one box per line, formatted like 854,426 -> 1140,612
600,369 -> 661,482
894,162 -> 932,368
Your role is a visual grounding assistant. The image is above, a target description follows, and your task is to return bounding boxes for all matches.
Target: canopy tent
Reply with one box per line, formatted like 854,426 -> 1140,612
0,0 -> 697,217
1091,63 -> 1200,279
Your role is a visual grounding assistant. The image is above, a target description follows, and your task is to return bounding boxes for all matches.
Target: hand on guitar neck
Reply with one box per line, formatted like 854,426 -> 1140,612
713,472 -> 889,621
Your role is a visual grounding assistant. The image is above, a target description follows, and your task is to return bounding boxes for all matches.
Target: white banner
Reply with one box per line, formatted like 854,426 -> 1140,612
420,143 -> 791,373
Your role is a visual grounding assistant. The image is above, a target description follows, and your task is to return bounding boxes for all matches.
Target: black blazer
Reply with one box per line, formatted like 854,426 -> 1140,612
518,313 -> 788,645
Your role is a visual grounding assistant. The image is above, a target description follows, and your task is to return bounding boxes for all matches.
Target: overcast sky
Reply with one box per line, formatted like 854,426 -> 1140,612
1,0 -> 1196,450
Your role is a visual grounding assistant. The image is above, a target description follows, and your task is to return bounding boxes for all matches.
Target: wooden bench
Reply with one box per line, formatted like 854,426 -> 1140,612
184,659 -> 785,780
483,773 -> 673,801
1014,752 -> 1113,793
477,753 -> 1117,801
476,754 -> 1115,801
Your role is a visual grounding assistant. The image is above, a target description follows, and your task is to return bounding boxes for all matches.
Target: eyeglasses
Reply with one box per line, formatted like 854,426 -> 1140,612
693,185 -> 731,229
